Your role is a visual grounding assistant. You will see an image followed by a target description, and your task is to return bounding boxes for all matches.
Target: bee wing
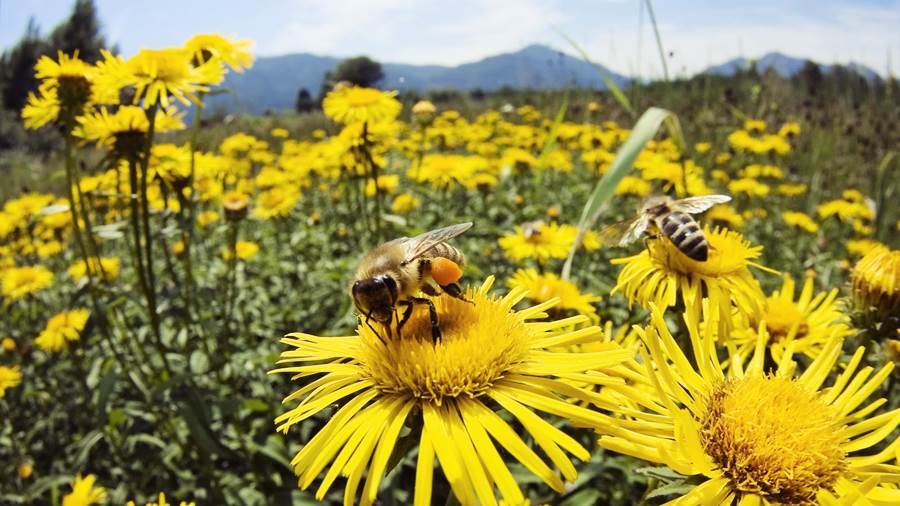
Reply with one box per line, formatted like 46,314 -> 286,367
402,222 -> 473,263
670,194 -> 731,214
597,216 -> 648,247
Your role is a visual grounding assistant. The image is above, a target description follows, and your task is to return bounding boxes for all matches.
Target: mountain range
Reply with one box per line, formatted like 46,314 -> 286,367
208,45 -> 880,115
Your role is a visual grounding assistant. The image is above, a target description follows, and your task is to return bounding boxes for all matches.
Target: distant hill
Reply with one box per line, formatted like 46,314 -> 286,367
704,52 -> 880,81
208,44 -> 629,114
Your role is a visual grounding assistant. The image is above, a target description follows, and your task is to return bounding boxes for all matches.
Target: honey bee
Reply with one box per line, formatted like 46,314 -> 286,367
601,195 -> 731,261
350,222 -> 473,341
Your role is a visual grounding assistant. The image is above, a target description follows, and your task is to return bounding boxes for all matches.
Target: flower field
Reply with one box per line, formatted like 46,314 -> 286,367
2,33 -> 900,506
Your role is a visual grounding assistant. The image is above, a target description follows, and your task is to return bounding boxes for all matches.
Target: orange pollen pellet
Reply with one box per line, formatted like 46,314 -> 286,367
431,257 -> 463,285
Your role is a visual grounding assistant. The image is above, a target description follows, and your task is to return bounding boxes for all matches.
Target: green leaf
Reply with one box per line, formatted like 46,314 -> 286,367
634,465 -> 688,482
189,350 -> 210,374
74,430 -> 104,467
562,107 -> 681,279
241,398 -> 269,413
559,488 -> 603,506
22,475 -> 72,501
96,366 -> 118,418
646,480 -> 700,500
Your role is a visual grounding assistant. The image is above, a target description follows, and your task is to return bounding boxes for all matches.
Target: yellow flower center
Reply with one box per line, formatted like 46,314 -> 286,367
700,376 -> 846,504
358,290 -> 529,404
760,301 -> 808,339
648,227 -> 758,277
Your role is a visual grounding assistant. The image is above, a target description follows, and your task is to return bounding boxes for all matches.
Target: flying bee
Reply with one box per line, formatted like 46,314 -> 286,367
350,222 -> 473,341
600,195 -> 731,261
520,220 -> 544,239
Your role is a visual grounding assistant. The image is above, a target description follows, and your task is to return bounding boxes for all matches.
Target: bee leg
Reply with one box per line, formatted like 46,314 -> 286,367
409,296 -> 441,342
363,312 -> 389,344
420,283 -> 439,296
396,301 -> 415,338
440,282 -> 473,304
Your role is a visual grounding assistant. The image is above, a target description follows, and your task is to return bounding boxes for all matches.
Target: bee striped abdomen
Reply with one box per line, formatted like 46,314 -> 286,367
658,212 -> 708,261
424,242 -> 465,265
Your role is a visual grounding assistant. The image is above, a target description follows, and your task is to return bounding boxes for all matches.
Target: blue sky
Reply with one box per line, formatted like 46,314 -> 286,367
2,0 -> 898,78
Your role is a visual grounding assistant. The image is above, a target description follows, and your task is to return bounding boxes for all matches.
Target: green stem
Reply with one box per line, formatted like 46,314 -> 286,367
139,102 -> 164,350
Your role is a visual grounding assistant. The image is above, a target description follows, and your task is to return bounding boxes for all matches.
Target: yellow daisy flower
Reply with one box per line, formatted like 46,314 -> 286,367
782,210 -> 819,233
183,33 -> 254,72
68,257 -> 120,283
127,491 -> 196,506
507,268 -> 600,322
322,86 -> 402,124
0,365 -> 22,398
613,176 -> 651,198
391,193 -> 420,214
705,204 -> 745,230
95,48 -> 224,108
611,227 -> 770,324
271,277 -> 631,506
777,182 -> 807,196
62,474 -> 107,506
847,238 -> 885,257
253,186 -> 300,220
35,309 -> 91,352
75,106 -> 185,155
851,245 -> 900,323
728,177 -> 770,198
728,273 -> 853,361
223,240 -> 259,261
22,51 -> 99,129
598,307 -> 900,505
498,222 -> 593,264
2,265 -> 53,303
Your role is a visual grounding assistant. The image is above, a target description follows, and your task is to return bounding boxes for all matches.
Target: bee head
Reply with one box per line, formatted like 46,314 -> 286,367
640,195 -> 670,216
351,275 -> 398,323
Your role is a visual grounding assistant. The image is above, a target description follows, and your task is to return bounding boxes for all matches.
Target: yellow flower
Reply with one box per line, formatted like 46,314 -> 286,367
127,491 -> 196,506
2,265 -> 53,303
744,118 -> 767,132
172,240 -> 185,256
196,210 -> 219,228
851,245 -> 900,321
222,191 -> 250,221
22,51 -> 98,129
62,474 -> 107,506
18,462 -> 33,479
782,211 -> 819,233
715,152 -> 732,165
694,142 -> 711,153
728,273 -> 853,361
411,100 -> 437,116
507,269 -> 600,322
96,48 -> 224,108
271,277 -> 630,506
68,257 -> 120,282
183,33 -> 254,72
728,177 -> 770,197
391,193 -> 420,214
598,307 -> 900,505
778,121 -> 801,137
847,238 -> 884,257
498,222 -> 585,264
817,198 -> 874,222
253,186 -> 300,220
613,176 -> 651,198
705,204 -> 744,229
223,240 -> 259,261
0,365 -> 22,398
611,227 -> 770,323
2,337 -> 14,352
778,182 -> 807,196
35,309 -> 90,352
270,127 -> 289,138
364,174 -> 399,196
323,86 -> 402,124
740,163 -> 783,179
75,106 -> 185,154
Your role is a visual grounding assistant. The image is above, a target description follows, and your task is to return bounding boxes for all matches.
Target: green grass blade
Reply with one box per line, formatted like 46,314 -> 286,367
557,30 -> 635,117
562,107 -> 680,279
644,0 -> 669,81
